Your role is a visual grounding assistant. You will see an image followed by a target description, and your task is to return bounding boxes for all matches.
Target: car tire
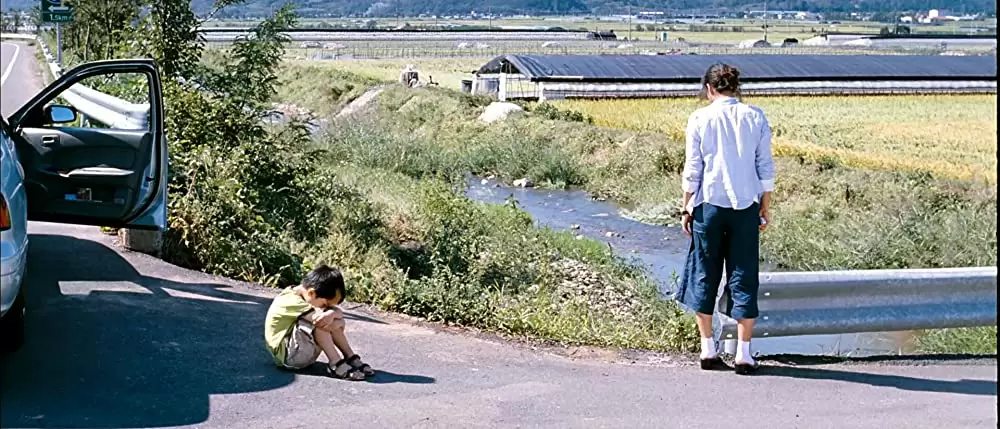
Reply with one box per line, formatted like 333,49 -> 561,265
1,288 -> 25,352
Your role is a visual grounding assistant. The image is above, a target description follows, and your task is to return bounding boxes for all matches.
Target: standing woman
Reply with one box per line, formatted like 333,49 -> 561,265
678,63 -> 776,375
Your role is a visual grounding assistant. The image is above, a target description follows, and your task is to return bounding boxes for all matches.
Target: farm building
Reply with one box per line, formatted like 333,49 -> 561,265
470,54 -> 998,100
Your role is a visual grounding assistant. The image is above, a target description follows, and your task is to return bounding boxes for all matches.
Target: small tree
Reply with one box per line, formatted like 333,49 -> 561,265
12,10 -> 22,32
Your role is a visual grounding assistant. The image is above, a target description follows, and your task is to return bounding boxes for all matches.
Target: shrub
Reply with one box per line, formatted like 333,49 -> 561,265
527,102 -> 594,124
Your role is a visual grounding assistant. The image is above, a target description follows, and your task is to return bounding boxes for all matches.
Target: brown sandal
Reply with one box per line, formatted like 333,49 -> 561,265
328,359 -> 366,381
346,354 -> 376,377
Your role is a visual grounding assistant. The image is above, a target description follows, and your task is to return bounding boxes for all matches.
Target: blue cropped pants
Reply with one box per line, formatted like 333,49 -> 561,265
678,202 -> 761,320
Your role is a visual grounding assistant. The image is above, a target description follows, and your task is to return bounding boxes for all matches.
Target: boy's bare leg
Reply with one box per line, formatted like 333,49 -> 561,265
313,324 -> 346,363
313,324 -> 367,380
316,319 -> 357,360
329,323 -> 357,359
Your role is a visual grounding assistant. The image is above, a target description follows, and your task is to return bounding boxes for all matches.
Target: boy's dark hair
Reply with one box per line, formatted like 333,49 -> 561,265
302,265 -> 346,303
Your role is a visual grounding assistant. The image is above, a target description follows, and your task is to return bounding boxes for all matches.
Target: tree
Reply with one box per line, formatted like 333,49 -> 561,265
135,1 -> 327,284
57,0 -> 327,284
62,0 -> 143,62
12,10 -> 22,32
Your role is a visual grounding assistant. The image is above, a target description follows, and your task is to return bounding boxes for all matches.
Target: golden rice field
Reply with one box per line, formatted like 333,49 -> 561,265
557,95 -> 998,183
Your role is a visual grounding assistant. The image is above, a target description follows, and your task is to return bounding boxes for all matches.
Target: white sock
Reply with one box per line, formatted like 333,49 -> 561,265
700,337 -> 718,359
735,340 -> 755,365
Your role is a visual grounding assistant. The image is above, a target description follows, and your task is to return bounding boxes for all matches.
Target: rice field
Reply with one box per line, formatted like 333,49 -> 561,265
557,95 -> 998,183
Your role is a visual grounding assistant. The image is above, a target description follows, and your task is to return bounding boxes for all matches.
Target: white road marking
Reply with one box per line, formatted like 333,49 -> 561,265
1,42 -> 21,86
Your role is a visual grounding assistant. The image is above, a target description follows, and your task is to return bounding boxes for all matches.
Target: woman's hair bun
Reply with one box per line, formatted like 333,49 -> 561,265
703,63 -> 741,93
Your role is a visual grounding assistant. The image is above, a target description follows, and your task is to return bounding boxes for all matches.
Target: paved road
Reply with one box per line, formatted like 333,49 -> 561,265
1,41 -> 44,117
2,42 -> 997,429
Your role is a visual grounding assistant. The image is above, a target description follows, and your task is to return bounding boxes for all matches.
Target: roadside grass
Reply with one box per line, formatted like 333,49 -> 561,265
297,161 -> 700,352
275,63 -> 997,354
275,61 -> 384,118
915,327 -> 998,355
269,63 -> 703,353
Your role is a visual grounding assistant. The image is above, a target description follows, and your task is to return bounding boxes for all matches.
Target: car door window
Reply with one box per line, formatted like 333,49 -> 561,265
27,72 -> 152,132
7,61 -> 166,230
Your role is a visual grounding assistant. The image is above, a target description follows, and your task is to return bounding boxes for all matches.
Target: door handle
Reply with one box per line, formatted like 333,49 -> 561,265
41,135 -> 60,146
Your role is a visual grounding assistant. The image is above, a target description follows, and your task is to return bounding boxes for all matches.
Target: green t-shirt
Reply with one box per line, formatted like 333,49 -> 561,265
264,287 -> 314,366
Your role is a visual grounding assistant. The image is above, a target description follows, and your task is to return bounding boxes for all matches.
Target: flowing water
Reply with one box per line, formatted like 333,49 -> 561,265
465,176 -> 917,357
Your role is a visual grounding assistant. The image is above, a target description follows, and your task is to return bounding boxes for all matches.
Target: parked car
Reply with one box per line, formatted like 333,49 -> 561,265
0,59 -> 169,352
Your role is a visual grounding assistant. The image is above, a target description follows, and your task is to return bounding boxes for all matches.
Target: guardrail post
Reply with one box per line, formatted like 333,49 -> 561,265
55,23 -> 63,66
723,339 -> 737,355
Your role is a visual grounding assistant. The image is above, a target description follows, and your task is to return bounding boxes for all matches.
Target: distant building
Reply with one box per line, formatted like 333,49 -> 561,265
928,9 -> 953,19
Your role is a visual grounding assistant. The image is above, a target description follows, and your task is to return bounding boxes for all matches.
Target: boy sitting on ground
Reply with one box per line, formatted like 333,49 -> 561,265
264,265 -> 375,380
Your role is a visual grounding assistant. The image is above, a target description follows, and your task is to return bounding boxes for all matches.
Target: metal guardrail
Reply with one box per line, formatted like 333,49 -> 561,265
1,32 -> 150,130
716,267 -> 998,340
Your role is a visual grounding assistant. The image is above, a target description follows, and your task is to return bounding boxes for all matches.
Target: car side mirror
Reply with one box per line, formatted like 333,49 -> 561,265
45,105 -> 77,124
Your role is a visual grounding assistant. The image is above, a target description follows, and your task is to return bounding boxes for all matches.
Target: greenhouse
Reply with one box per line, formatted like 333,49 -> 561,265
470,53 -> 998,100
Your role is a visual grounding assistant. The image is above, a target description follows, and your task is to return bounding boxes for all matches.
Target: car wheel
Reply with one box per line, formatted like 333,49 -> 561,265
1,288 -> 25,352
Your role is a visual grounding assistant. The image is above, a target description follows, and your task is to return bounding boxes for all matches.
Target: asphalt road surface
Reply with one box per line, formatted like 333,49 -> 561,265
1,41 -> 997,429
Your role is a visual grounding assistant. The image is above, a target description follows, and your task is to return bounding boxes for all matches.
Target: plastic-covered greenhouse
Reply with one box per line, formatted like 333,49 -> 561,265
470,54 -> 997,100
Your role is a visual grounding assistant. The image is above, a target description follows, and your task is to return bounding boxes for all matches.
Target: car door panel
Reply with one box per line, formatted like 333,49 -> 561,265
17,127 -> 151,220
5,59 -> 167,231
20,127 -> 145,171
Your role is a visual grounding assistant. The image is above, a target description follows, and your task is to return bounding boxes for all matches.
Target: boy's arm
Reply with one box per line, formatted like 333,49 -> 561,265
301,306 -> 343,328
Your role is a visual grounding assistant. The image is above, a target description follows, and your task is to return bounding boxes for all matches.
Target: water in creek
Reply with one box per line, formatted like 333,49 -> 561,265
465,177 -> 917,357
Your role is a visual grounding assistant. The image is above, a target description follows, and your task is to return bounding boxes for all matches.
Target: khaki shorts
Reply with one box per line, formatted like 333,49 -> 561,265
283,319 -> 322,370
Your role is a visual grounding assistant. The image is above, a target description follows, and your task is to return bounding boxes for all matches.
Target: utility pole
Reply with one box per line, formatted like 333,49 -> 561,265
488,4 -> 492,29
627,3 -> 632,40
763,0 -> 769,42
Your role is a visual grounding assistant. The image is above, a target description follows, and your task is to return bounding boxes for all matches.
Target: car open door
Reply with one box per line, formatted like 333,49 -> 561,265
4,59 -> 167,230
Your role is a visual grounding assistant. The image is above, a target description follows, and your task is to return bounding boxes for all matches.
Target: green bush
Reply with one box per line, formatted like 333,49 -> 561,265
526,102 -> 594,124
148,9 -> 328,286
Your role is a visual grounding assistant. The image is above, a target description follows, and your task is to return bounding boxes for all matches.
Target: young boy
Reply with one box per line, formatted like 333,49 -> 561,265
264,265 -> 375,380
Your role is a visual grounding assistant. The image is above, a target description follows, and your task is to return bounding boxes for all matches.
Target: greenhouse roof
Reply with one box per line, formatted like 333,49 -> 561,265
476,54 -> 998,83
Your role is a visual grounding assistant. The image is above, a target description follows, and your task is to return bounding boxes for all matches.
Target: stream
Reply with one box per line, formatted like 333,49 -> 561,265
465,176 -> 917,357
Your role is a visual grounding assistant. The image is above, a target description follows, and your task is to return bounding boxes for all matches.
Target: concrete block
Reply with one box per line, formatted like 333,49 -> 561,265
118,228 -> 163,256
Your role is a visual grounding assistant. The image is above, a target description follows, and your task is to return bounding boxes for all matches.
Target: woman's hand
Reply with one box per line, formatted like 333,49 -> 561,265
759,207 -> 770,231
681,212 -> 693,236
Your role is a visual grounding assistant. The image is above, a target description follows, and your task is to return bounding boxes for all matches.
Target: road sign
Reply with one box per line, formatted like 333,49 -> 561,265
41,0 -> 73,23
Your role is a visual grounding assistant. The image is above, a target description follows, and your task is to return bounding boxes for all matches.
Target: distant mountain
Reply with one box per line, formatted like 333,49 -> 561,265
3,0 -> 995,17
